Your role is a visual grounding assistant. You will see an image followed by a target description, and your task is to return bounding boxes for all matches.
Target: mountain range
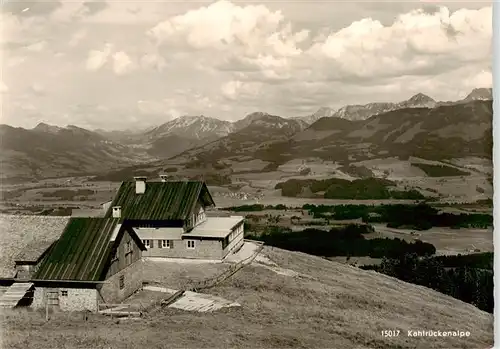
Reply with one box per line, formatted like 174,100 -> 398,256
0,88 -> 492,182
0,123 -> 150,182
300,88 -> 492,123
171,99 -> 492,169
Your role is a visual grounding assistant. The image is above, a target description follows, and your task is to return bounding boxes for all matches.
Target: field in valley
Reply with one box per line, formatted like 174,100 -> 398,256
369,224 -> 493,256
223,204 -> 493,259
0,246 -> 493,349
0,154 -> 493,215
0,175 -> 424,213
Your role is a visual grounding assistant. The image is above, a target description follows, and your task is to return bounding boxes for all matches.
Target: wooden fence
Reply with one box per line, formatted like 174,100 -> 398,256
98,303 -> 143,318
187,240 -> 265,292
149,240 -> 265,312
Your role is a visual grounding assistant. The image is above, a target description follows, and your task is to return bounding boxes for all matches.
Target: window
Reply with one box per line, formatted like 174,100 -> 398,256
61,290 -> 68,297
186,240 -> 195,249
124,240 -> 133,265
159,240 -> 172,249
119,275 -> 125,290
142,239 -> 150,249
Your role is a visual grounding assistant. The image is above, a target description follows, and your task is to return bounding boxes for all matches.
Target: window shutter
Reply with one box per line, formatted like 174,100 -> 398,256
170,240 -> 174,249
158,240 -> 162,248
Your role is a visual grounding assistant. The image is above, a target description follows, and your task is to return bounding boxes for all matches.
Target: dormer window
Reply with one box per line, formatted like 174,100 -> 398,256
112,206 -> 121,218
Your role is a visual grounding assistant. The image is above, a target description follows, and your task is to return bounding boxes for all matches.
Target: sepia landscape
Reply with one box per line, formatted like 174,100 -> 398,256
0,0 -> 494,348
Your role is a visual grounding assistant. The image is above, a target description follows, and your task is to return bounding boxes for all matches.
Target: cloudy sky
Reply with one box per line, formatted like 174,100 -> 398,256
1,0 -> 492,130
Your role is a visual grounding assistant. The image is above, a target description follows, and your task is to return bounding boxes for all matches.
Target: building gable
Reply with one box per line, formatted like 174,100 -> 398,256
185,198 -> 209,231
104,227 -> 144,278
33,218 -> 145,282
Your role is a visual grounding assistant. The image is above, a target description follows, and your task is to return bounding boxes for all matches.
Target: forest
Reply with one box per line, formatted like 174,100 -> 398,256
303,203 -> 492,230
361,253 -> 493,313
224,203 -> 492,230
275,177 -> 426,199
246,224 -> 436,258
245,222 -> 493,313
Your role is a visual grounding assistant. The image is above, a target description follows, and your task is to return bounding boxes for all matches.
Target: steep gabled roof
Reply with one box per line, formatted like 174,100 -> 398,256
104,181 -> 215,221
34,218 -> 144,281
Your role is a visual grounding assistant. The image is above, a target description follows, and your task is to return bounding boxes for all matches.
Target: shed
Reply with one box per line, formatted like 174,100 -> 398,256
14,240 -> 57,280
31,217 -> 146,312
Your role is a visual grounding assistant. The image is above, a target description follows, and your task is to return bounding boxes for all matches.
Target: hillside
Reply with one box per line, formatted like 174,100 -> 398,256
286,99 -> 492,163
295,93 -> 437,123
0,124 -> 153,183
84,99 -> 492,201
1,244 -> 493,349
463,88 -> 493,102
143,115 -> 234,158
171,99 -> 492,167
297,89 -> 491,123
1,89 -> 492,191
170,113 -> 307,164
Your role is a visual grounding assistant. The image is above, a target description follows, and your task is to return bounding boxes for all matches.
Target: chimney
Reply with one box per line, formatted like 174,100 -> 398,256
112,206 -> 121,218
133,176 -> 147,194
159,174 -> 169,182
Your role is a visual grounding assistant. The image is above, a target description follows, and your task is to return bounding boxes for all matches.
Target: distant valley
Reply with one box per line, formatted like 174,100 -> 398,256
0,88 -> 493,203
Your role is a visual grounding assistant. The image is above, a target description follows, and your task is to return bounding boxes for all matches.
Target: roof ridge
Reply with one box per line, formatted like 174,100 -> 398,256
102,181 -> 214,221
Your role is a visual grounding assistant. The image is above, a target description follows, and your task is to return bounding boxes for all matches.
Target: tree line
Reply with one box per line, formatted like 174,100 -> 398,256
246,224 -> 436,258
303,203 -> 492,230
361,253 -> 493,313
275,177 -> 426,200
221,204 -> 289,212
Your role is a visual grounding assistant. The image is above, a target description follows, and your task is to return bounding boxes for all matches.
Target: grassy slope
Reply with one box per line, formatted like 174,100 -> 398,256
1,247 -> 492,349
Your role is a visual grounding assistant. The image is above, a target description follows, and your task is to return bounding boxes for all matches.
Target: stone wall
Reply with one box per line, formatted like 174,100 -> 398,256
32,287 -> 98,312
98,258 -> 144,304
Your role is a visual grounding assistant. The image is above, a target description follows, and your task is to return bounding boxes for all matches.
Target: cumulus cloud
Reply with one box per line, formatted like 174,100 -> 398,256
306,6 -> 492,81
1,1 -> 493,128
85,46 -> 157,75
112,51 -> 136,76
85,44 -> 113,71
147,0 -> 308,58
146,1 -> 491,90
